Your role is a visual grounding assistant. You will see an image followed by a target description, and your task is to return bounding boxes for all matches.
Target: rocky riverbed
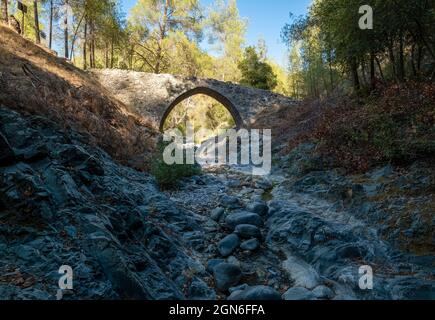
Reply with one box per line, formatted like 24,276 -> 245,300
0,106 -> 433,300
165,160 -> 434,300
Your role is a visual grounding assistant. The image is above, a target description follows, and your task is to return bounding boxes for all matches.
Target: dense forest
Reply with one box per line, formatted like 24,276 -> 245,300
282,0 -> 435,98
1,0 -> 434,99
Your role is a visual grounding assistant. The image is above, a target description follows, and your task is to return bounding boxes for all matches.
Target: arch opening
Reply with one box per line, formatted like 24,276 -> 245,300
159,87 -> 244,134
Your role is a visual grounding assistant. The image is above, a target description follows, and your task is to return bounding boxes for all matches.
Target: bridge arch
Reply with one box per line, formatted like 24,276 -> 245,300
159,87 -> 244,132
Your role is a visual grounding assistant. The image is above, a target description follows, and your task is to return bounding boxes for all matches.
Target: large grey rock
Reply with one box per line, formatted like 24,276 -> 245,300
0,107 -> 211,300
228,285 -> 281,300
387,276 -> 435,300
240,239 -> 260,251
234,224 -> 262,239
282,287 -> 316,300
225,211 -> 263,229
93,245 -> 154,300
218,234 -> 240,257
246,202 -> 269,216
312,285 -> 335,299
188,278 -> 216,300
211,207 -> 225,222
228,284 -> 249,294
282,256 -> 320,289
220,195 -> 242,209
206,259 -> 226,274
213,263 -> 242,291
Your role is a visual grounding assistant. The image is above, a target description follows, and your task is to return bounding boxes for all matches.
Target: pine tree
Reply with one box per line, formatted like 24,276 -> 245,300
1,0 -> 8,24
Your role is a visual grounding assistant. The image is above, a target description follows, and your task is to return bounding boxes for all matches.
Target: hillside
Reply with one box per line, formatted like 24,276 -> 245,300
254,84 -> 435,254
0,25 -> 157,170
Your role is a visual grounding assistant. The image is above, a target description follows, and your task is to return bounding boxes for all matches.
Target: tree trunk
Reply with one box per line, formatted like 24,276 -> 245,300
83,18 -> 87,69
89,42 -> 93,68
1,0 -> 8,24
69,12 -> 85,60
351,58 -> 360,92
49,0 -> 53,49
105,42 -> 109,68
88,19 -> 94,68
33,1 -> 41,44
361,58 -> 368,86
411,44 -> 417,76
110,38 -> 114,68
388,39 -> 397,81
91,21 -> 96,67
398,34 -> 405,81
375,56 -> 385,82
370,51 -> 376,90
64,0 -> 69,59
417,45 -> 423,72
328,49 -> 334,91
129,45 -> 134,70
154,0 -> 170,74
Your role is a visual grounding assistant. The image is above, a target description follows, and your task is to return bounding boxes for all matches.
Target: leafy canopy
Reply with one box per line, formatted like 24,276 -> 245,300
238,46 -> 278,91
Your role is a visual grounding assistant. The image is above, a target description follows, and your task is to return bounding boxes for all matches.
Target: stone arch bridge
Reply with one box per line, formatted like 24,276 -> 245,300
91,69 -> 296,131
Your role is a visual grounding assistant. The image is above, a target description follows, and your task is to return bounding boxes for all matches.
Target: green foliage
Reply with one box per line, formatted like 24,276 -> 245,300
129,0 -> 203,74
238,46 -> 278,90
282,0 -> 435,98
150,141 -> 201,189
207,0 -> 247,82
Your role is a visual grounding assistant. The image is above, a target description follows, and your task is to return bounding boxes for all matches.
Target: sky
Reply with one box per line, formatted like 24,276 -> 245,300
120,0 -> 312,67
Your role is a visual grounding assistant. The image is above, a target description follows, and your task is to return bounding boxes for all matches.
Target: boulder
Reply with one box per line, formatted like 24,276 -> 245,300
211,207 -> 225,222
240,239 -> 260,251
213,263 -> 242,291
220,195 -> 242,209
225,211 -> 263,229
246,202 -> 269,216
188,278 -> 216,300
206,259 -> 226,274
234,224 -> 262,239
282,287 -> 316,300
282,256 -> 320,289
228,285 -> 281,300
312,285 -> 334,299
228,284 -> 249,294
218,234 -> 240,257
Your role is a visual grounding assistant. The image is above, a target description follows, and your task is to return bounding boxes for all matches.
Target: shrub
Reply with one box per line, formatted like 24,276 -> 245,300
150,141 -> 201,189
238,47 -> 278,91
309,82 -> 435,172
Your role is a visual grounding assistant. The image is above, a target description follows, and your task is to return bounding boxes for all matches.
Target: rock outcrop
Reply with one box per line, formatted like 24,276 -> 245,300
0,106 -> 213,300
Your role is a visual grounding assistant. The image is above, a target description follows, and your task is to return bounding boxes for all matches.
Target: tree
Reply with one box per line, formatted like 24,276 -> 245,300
238,46 -> 277,91
257,37 -> 267,61
48,0 -> 54,49
1,0 -> 8,24
166,31 -> 213,77
207,0 -> 247,82
283,0 -> 435,97
34,0 -> 41,44
64,0 -> 69,58
129,0 -> 203,74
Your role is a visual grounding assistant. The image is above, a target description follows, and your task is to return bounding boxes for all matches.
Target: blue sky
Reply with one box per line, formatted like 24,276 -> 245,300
120,0 -> 312,67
